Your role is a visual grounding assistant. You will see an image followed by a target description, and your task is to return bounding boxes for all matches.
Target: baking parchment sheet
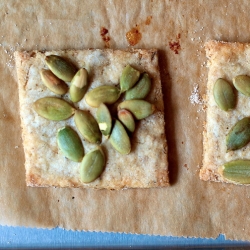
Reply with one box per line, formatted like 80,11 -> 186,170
1,0 -> 250,241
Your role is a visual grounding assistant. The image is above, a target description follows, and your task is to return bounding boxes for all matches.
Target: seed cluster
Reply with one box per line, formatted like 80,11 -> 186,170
34,55 -> 155,183
214,75 -> 250,183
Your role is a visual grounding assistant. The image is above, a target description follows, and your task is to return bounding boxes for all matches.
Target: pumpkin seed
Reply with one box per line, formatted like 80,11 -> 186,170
33,97 -> 75,121
96,103 -> 112,136
118,100 -> 155,120
80,147 -> 105,183
125,73 -> 151,100
45,55 -> 77,82
40,69 -> 68,95
226,117 -> 250,151
109,119 -> 131,155
233,75 -> 250,97
219,159 -> 250,184
70,68 -> 88,103
213,78 -> 236,111
74,110 -> 102,144
118,109 -> 135,132
120,64 -> 140,93
85,85 -> 121,107
57,126 -> 84,162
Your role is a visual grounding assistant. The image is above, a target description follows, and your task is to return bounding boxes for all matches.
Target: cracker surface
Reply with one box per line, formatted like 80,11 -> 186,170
201,40 -> 250,184
15,49 -> 169,189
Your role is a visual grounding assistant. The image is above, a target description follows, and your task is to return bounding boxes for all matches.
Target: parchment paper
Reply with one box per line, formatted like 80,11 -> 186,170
1,0 -> 250,241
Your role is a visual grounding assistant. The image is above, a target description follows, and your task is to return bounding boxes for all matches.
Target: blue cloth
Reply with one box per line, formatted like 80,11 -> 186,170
0,225 -> 249,248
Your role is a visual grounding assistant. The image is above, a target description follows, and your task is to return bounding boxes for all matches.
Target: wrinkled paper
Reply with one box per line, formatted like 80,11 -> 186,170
1,0 -> 250,241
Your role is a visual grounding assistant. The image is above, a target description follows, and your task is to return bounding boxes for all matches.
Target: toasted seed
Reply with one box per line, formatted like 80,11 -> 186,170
125,73 -> 151,100
218,160 -> 250,184
118,109 -> 135,132
70,68 -> 88,103
85,85 -> 121,108
118,100 -> 155,120
40,69 -> 68,95
45,55 -> 77,82
109,119 -> 131,155
213,78 -> 236,111
96,103 -> 112,136
226,117 -> 250,151
233,75 -> 250,97
74,110 -> 102,144
57,126 -> 84,162
33,97 -> 75,121
120,64 -> 140,93
80,147 -> 105,183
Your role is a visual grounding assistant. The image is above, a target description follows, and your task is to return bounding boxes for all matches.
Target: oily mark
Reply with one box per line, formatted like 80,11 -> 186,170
169,33 -> 181,54
145,15 -> 152,25
126,25 -> 142,46
100,27 -> 110,48
126,16 -> 153,46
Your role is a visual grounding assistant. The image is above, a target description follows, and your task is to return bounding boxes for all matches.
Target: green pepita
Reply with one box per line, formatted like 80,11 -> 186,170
118,109 -> 135,132
213,78 -> 236,111
109,119 -> 131,155
118,100 -> 155,120
69,68 -> 88,103
125,73 -> 151,100
45,55 -> 77,82
80,147 -> 105,183
85,85 -> 121,108
57,126 -> 84,162
40,69 -> 68,95
219,159 -> 250,184
233,75 -> 250,97
33,97 -> 75,121
226,117 -> 250,151
74,110 -> 102,144
96,103 -> 112,136
120,64 -> 140,93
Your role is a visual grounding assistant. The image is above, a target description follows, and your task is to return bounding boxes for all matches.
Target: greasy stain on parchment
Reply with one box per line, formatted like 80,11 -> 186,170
100,27 -> 110,48
126,25 -> 142,46
169,33 -> 181,54
126,16 -> 153,46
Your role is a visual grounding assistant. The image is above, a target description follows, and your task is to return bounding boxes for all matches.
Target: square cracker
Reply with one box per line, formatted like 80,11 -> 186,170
200,40 -> 250,184
14,49 -> 169,189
